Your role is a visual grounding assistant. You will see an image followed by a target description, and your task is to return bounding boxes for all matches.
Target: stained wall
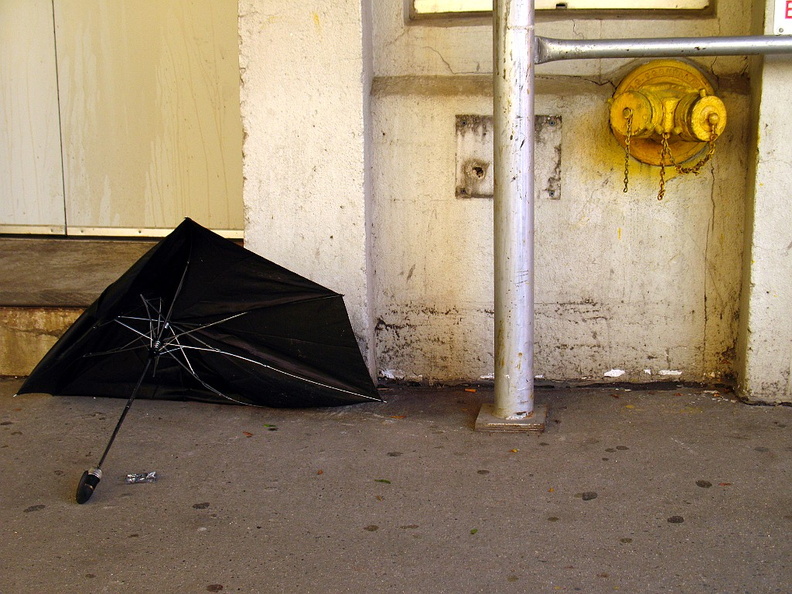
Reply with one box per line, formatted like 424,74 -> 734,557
240,1 -> 792,401
370,1 -> 752,383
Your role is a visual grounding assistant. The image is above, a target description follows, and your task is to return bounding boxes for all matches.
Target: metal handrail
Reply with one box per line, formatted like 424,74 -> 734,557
536,34 -> 792,63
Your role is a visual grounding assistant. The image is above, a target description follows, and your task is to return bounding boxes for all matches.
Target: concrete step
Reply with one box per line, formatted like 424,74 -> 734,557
0,237 -> 155,375
0,306 -> 82,376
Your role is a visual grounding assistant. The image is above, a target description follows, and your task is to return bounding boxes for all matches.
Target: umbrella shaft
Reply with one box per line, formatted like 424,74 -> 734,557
97,357 -> 153,469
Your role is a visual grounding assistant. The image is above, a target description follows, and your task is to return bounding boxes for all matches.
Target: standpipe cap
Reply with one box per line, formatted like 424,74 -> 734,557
609,90 -> 661,139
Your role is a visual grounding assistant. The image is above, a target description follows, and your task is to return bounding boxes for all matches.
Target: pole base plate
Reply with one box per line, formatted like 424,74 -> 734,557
475,403 -> 547,432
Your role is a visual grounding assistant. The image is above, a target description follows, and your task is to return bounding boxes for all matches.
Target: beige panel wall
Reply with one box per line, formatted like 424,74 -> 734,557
0,0 -> 65,232
54,0 -> 243,234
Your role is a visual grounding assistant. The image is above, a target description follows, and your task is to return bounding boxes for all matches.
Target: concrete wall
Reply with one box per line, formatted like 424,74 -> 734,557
239,0 -> 375,369
370,0 -> 752,384
736,1 -> 792,404
239,0 -> 792,401
0,308 -> 81,377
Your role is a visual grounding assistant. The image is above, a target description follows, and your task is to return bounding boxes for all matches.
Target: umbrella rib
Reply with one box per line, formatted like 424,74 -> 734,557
141,295 -> 162,349
161,312 -> 248,346
114,318 -> 153,340
173,342 -> 382,401
91,315 -> 150,339
164,325 -> 198,376
117,314 -> 162,324
82,332 -> 149,358
82,342 -> 147,358
166,353 -> 254,406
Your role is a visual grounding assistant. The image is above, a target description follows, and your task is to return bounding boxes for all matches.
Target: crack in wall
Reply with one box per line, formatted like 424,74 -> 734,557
422,45 -> 456,74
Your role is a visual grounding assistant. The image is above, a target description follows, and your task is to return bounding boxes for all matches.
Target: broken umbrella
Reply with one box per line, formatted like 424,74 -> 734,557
17,218 -> 381,502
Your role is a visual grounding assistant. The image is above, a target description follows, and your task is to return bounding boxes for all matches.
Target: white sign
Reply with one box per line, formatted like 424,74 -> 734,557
775,0 -> 792,35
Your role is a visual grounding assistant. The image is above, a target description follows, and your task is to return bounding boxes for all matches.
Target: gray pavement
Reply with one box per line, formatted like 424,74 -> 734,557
1,377 -> 790,593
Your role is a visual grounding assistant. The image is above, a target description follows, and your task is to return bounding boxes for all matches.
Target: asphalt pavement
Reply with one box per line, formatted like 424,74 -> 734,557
1,378 -> 790,593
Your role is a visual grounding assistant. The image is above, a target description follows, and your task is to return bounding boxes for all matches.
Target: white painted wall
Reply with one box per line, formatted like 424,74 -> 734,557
374,1 -> 752,79
736,0 -> 792,404
239,0 -> 375,368
239,0 -> 791,402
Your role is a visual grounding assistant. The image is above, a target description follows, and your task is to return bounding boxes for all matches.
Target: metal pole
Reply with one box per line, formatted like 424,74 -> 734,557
535,35 -> 792,64
487,0 -> 540,425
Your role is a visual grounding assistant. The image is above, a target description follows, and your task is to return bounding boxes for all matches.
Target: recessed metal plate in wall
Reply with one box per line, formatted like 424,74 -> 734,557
455,114 -> 561,200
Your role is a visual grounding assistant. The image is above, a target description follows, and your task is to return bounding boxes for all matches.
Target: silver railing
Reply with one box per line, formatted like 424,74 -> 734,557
536,34 -> 792,64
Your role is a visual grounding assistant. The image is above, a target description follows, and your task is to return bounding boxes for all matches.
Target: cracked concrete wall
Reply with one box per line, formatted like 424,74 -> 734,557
736,0 -> 792,404
371,1 -> 752,384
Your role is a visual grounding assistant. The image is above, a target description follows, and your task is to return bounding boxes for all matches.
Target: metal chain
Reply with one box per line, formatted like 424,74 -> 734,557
658,134 -> 669,201
657,117 -> 720,200
622,108 -> 633,193
667,122 -> 719,175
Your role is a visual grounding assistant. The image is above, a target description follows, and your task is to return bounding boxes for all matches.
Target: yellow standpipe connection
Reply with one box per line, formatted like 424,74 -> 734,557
609,60 -> 727,166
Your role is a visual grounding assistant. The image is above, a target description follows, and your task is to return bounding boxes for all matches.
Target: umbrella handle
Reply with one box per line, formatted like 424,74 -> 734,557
76,468 -> 102,504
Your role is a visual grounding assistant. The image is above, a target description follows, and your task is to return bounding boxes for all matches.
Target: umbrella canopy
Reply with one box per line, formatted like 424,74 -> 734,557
18,218 -> 380,408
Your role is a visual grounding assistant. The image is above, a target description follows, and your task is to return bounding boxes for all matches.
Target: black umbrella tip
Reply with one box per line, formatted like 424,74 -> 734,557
76,468 -> 102,504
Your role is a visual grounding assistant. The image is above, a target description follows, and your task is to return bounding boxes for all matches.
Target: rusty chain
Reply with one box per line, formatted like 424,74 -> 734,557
657,118 -> 720,200
658,135 -> 668,200
622,108 -> 634,194
620,111 -> 719,201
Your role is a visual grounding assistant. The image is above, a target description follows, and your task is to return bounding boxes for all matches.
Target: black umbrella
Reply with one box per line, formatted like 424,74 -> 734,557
17,218 -> 381,502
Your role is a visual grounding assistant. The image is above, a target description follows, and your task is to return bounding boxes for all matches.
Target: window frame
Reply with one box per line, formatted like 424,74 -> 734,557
410,0 -> 712,20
